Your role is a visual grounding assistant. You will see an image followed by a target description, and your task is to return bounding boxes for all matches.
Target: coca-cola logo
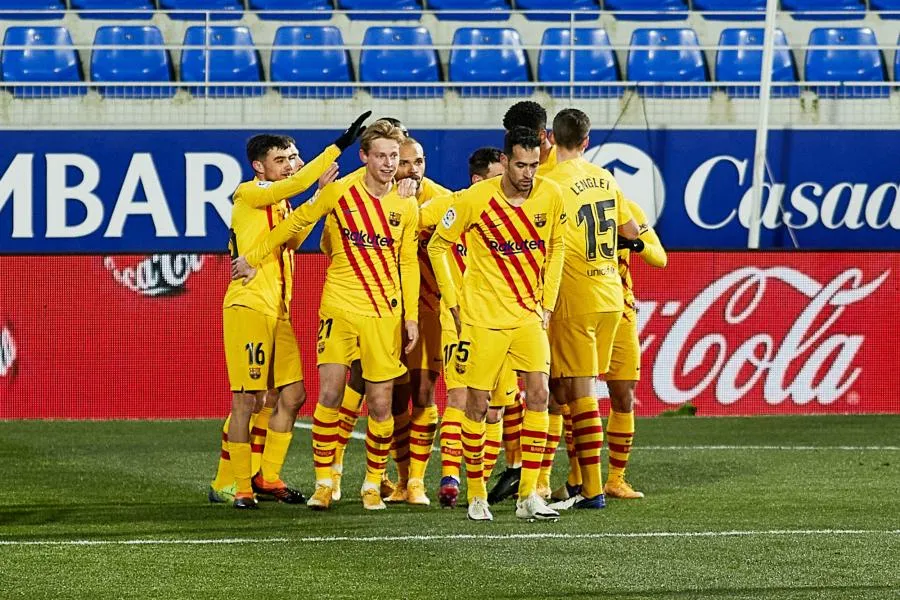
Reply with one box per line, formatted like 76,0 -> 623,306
0,322 -> 16,379
642,267 -> 889,407
104,254 -> 204,297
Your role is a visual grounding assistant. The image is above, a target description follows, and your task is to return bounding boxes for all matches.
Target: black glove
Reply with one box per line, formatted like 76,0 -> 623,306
333,110 -> 372,151
617,237 -> 645,252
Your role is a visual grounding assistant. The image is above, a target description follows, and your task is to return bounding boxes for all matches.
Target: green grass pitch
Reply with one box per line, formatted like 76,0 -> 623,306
1,415 -> 898,600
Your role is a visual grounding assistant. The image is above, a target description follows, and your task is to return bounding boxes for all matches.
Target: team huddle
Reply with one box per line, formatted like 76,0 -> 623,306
210,101 -> 667,521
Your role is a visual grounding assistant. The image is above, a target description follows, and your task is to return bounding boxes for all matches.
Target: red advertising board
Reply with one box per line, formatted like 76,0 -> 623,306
0,252 -> 896,419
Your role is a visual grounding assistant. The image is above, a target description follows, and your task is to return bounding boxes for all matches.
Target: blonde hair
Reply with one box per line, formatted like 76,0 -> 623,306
360,119 -> 407,153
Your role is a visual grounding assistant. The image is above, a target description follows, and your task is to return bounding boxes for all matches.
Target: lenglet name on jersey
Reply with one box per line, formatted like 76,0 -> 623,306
342,228 -> 395,248
570,177 -> 611,196
488,239 -> 545,255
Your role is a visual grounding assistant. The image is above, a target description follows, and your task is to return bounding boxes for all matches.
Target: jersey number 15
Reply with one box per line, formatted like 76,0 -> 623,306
576,199 -> 617,261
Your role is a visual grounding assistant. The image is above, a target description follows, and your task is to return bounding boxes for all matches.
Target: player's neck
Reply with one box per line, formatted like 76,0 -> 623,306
539,140 -> 552,164
555,147 -> 583,163
500,175 -> 530,205
363,172 -> 392,198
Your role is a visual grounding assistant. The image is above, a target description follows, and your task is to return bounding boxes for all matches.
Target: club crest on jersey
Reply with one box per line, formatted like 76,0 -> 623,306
317,341 -> 326,354
441,207 -> 457,229
389,211 -> 401,227
534,213 -> 547,228
249,367 -> 261,380
455,362 -> 467,375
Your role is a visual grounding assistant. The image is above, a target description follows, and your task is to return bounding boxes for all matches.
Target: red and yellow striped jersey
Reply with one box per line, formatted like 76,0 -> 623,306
427,175 -> 566,330
223,144 -> 340,317
414,177 -> 453,314
244,169 -> 420,321
618,199 -> 667,320
543,157 -> 633,319
420,191 -> 468,328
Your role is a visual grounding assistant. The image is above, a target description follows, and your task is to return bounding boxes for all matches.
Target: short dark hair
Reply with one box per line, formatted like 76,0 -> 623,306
552,108 -> 591,150
468,146 -> 503,179
502,101 -> 547,133
376,117 -> 409,137
246,134 -> 295,164
503,126 -> 541,158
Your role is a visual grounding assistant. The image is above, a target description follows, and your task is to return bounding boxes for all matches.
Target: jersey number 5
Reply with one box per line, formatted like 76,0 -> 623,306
576,199 -> 617,261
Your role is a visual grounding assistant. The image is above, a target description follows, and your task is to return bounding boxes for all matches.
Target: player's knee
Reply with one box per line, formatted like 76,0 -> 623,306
525,387 -> 549,411
318,384 -> 343,408
465,390 -> 489,422
414,378 -> 436,408
485,407 -> 502,424
231,392 -> 257,415
279,383 -> 306,414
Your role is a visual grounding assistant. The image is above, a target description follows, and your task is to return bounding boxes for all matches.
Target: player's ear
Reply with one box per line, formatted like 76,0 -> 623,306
500,153 -> 508,169
359,147 -> 367,165
581,135 -> 589,151
251,159 -> 264,176
548,131 -> 556,146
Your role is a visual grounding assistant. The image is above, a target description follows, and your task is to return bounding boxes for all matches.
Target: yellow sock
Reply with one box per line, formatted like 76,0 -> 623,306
502,397 -> 523,467
250,407 -> 271,476
311,403 -> 340,484
365,416 -> 394,486
260,429 -> 292,484
228,441 -> 253,495
483,420 -> 503,483
408,405 -> 438,480
563,407 -> 582,487
461,416 -> 486,501
606,409 -> 634,482
517,409 -> 549,498
391,410 -> 411,483
538,413 -> 563,489
334,386 -> 363,469
211,415 -> 233,489
439,406 -> 464,480
572,397 -> 604,498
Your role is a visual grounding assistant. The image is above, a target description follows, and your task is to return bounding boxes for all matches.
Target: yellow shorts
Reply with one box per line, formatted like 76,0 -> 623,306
441,327 -> 465,390
223,306 -> 303,393
317,305 -> 406,383
407,310 -> 443,374
549,310 -> 623,379
606,311 -> 640,381
489,362 -> 520,408
457,320 -> 550,392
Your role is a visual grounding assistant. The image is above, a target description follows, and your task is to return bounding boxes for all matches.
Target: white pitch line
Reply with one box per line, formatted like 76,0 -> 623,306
2,529 -> 898,547
291,423 -> 899,451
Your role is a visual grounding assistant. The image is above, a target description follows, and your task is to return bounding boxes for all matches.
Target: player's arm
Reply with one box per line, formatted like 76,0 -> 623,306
239,145 -> 341,209
541,197 -> 567,324
399,200 -> 421,353
636,223 -> 667,268
616,189 -> 640,240
418,192 -> 457,230
286,224 -> 315,250
427,194 -> 471,313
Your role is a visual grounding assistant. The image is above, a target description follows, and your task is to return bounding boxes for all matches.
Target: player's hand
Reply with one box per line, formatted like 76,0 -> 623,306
396,177 -> 417,198
333,110 -> 372,151
318,163 -> 339,190
542,309 -> 552,330
449,305 -> 462,337
231,256 -> 257,285
404,319 -> 420,354
617,237 -> 645,252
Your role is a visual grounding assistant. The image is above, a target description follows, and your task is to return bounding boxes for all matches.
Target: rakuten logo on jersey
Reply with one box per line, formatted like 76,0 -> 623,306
685,155 -> 900,231
342,229 -> 394,248
488,239 -> 545,254
641,266 -> 889,407
104,253 -> 204,296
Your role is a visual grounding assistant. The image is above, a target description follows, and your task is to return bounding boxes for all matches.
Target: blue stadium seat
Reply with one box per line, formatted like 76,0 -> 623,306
870,0 -> 900,19
180,26 -> 264,97
781,0 -> 865,21
805,28 -> 888,98
539,28 -> 621,98
517,0 -> 597,22
1,26 -> 84,97
338,0 -> 421,21
360,27 -> 441,99
429,0 -> 510,21
91,26 -> 173,98
71,0 -> 154,20
250,0 -> 332,20
716,29 -> 798,98
449,27 -> 532,97
158,0 -> 243,20
627,28 -> 709,97
605,0 -> 687,21
693,0 -> 764,21
0,0 -> 64,20
271,26 -> 352,99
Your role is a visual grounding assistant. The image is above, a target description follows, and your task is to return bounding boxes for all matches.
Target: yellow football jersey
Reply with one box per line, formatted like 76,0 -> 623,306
536,144 -> 557,177
619,199 -> 667,317
244,169 -> 420,321
414,177 -> 453,314
428,175 -> 566,330
420,191 -> 467,327
223,145 -> 340,317
544,157 -> 632,319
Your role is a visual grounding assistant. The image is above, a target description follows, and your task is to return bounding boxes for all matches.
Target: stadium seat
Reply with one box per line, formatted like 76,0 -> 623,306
158,0 -> 243,21
180,26 -> 264,97
70,0 -> 154,20
605,0 -> 687,21
360,27 -> 441,99
1,26 -> 84,97
781,0 -> 865,21
91,26 -> 174,99
627,28 -> 709,98
517,0 -> 597,22
538,28 -> 621,98
429,0 -> 510,21
250,0 -> 332,20
805,28 -> 888,98
338,0 -> 421,21
449,27 -> 532,97
692,0 -> 764,21
0,0 -> 64,20
716,29 -> 798,98
271,26 -> 352,99
870,0 -> 900,19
